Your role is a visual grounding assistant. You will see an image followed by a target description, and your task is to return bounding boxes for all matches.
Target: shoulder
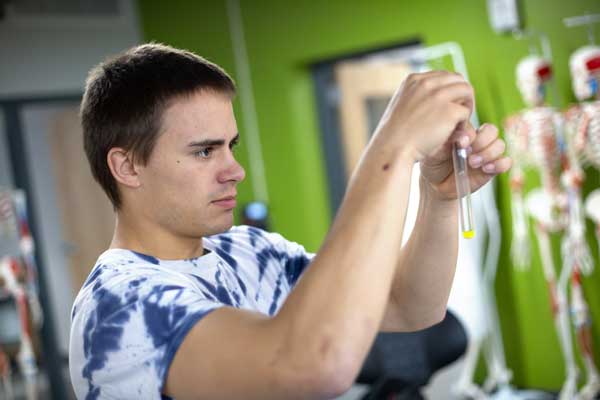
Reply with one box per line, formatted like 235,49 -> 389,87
69,249 -> 225,400
71,249 -> 195,321
209,226 -> 314,287
78,249 -> 164,293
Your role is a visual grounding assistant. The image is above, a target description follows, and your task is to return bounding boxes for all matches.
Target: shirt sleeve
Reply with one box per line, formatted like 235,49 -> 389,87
262,229 -> 315,288
70,271 -> 225,400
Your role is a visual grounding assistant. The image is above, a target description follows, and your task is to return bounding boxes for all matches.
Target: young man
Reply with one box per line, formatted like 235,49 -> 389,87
69,43 -> 511,400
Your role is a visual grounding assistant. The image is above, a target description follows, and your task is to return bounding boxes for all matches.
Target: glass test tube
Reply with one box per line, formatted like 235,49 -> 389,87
452,143 -> 474,238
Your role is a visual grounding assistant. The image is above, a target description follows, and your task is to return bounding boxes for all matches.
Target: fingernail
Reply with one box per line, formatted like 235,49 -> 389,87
483,163 -> 495,173
470,155 -> 482,167
460,136 -> 470,147
467,146 -> 473,155
477,123 -> 489,133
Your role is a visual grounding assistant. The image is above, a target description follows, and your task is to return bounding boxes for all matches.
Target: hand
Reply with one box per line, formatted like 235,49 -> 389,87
371,71 -> 474,162
420,123 -> 512,201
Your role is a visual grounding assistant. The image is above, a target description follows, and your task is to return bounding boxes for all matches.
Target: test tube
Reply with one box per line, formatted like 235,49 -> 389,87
452,143 -> 474,238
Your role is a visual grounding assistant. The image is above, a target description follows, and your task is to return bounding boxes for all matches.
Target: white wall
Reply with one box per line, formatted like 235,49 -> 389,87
0,1 -> 141,98
0,0 -> 141,356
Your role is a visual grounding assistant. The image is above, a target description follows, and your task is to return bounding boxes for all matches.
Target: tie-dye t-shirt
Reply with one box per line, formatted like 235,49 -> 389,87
69,225 -> 314,400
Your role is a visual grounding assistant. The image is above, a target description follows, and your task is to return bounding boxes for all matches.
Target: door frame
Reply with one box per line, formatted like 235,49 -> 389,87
310,38 -> 422,216
0,93 -> 81,400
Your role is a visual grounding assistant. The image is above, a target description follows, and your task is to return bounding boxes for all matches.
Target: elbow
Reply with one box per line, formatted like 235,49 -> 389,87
314,357 -> 358,398
436,309 -> 448,325
413,308 -> 447,331
398,308 -> 447,332
279,346 -> 360,399
291,359 -> 357,399
429,308 -> 448,328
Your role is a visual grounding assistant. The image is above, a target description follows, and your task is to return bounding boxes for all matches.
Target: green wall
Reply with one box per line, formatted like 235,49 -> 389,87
138,0 -> 600,390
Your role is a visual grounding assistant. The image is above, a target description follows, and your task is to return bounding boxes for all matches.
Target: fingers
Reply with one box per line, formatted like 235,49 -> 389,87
407,71 -> 474,125
409,71 -> 471,100
450,121 -> 477,148
467,123 -> 511,174
407,71 -> 470,104
407,70 -> 462,84
467,156 -> 512,193
470,123 -> 498,152
469,139 -> 505,168
434,81 -> 475,117
447,102 -> 472,137
415,73 -> 474,134
479,156 -> 512,174
383,70 -> 476,161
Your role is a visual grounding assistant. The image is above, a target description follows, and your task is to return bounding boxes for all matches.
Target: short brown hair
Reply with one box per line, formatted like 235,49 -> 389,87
81,43 -> 236,209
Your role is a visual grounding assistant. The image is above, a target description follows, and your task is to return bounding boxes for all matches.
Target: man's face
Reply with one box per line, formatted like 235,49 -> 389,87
136,90 -> 245,238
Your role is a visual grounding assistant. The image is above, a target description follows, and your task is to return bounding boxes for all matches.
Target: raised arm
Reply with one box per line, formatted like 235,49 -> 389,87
164,71 -> 475,400
381,122 -> 511,332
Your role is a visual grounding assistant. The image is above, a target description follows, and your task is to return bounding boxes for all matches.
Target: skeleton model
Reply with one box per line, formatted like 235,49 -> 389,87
504,55 -> 590,400
568,44 -> 600,231
453,183 -> 552,400
450,56 -> 556,400
560,44 -> 600,400
505,56 -> 567,270
0,189 -> 42,400
0,257 -> 38,400
586,191 -> 600,257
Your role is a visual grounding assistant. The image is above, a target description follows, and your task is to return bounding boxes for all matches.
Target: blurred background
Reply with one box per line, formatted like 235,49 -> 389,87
0,0 -> 600,399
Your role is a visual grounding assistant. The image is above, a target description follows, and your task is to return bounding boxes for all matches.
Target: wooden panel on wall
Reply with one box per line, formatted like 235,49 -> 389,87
48,108 -> 114,292
335,61 -> 412,177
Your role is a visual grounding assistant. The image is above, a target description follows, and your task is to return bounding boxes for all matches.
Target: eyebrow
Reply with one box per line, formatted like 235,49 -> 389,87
187,133 -> 240,148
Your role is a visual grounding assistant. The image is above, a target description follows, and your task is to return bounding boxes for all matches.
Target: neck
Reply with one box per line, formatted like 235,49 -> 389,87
110,208 -> 205,260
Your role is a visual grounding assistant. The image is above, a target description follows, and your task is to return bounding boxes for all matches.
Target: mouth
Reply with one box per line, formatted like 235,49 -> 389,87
212,194 -> 237,210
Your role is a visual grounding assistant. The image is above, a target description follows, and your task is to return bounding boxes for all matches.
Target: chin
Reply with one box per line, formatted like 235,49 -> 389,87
204,216 -> 234,237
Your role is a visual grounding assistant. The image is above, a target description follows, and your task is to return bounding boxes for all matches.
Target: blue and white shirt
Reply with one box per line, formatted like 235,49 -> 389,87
69,225 -> 314,400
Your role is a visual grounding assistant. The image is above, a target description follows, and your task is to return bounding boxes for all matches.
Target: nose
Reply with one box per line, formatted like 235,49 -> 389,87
217,154 -> 246,184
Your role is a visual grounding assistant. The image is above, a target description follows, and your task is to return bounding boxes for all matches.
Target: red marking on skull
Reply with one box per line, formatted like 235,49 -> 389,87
537,64 -> 552,81
585,56 -> 600,72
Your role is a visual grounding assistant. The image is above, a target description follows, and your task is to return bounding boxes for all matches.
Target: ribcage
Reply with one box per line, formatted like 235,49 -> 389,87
522,107 -> 562,192
583,102 -> 600,168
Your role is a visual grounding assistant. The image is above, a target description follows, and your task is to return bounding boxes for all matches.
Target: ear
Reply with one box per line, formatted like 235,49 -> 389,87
107,148 -> 141,188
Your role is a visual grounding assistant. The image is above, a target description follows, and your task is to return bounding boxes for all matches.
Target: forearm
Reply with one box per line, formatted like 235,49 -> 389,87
266,70 -> 475,396
274,142 -> 415,385
384,176 -> 459,331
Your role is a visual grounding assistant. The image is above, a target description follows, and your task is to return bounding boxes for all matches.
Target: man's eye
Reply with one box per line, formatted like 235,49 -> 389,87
194,148 -> 212,158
